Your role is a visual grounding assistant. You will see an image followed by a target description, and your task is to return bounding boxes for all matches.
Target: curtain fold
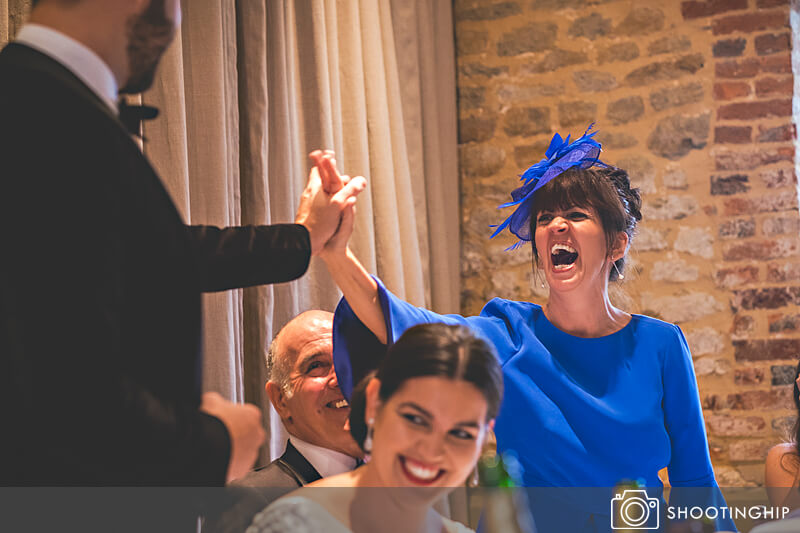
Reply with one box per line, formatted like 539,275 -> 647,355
2,0 -> 459,464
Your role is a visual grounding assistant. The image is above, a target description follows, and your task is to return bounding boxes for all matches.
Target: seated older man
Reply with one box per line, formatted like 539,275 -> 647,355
235,310 -> 363,487
203,311 -> 362,532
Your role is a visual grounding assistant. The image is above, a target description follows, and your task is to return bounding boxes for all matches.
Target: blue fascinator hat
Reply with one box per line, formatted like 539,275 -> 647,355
490,124 -> 608,249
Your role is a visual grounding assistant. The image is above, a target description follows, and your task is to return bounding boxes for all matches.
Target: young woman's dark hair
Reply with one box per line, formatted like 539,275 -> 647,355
529,165 -> 642,281
348,323 -> 503,451
792,360 -> 800,452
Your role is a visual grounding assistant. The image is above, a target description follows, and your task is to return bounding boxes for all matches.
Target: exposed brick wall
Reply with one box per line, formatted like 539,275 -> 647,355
455,0 -> 797,486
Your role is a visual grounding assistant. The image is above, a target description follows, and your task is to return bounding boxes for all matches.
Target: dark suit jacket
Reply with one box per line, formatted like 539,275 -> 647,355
203,441 -> 323,533
234,440 -> 323,488
0,43 -> 311,486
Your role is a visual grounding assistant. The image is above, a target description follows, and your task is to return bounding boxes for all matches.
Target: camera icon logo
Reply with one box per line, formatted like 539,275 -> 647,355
610,489 -> 660,530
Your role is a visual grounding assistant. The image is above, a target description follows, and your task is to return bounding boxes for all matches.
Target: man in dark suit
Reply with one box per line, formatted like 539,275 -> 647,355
203,311 -> 362,532
0,0 -> 365,487
236,310 -> 363,488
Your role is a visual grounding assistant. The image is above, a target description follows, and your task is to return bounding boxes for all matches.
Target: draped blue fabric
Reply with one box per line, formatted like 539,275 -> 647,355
332,276 -> 736,532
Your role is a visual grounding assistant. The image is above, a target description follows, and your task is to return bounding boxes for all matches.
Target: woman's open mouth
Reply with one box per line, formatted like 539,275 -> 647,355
550,243 -> 578,271
399,456 -> 445,485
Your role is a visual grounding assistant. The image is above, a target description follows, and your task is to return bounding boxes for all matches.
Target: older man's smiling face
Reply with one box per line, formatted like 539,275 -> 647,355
269,311 -> 361,458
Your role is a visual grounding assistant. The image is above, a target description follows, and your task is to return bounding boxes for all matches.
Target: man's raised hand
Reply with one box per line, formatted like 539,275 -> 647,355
295,151 -> 366,255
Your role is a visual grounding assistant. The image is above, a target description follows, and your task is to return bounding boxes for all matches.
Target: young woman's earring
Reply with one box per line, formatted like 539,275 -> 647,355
470,467 -> 480,487
613,262 -> 624,280
363,417 -> 375,455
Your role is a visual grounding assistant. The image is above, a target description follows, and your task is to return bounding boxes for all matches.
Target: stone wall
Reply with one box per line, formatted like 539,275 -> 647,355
1,0 -> 31,45
455,0 -> 797,485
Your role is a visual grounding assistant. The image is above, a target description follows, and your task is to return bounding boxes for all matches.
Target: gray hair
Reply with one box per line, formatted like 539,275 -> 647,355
266,329 -> 294,397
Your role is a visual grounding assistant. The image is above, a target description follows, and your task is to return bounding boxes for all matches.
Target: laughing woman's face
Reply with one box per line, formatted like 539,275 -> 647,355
534,205 -> 616,293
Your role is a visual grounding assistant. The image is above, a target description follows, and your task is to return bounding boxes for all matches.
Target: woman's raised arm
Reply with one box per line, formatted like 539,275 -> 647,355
311,152 -> 388,344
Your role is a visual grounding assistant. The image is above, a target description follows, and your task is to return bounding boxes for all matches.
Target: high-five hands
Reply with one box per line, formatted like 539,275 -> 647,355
294,150 -> 366,255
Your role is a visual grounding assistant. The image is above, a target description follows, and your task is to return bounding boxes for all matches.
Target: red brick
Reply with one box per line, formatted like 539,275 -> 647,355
760,167 -> 796,188
757,0 -> 789,6
714,37 -> 748,57
755,32 -> 791,55
773,415 -> 795,434
682,0 -> 748,19
711,174 -> 750,194
723,238 -> 798,260
767,262 -> 800,282
768,313 -> 800,332
707,414 -> 766,436
713,81 -> 751,100
734,366 -> 763,384
715,265 -> 759,288
728,439 -> 773,462
714,151 -> 760,171
704,394 -> 728,410
717,99 -> 791,120
755,76 -> 793,97
713,38 -> 747,57
762,216 -> 800,236
727,388 -> 794,409
709,440 -> 725,462
715,58 -> 760,78
719,218 -> 755,238
758,124 -> 794,143
765,146 -> 795,163
715,148 -> 793,171
715,126 -> 751,143
760,54 -> 792,73
731,287 -> 800,311
704,205 -> 718,216
712,11 -> 788,35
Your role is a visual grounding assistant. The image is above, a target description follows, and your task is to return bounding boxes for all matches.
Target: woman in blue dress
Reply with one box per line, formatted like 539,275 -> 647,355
314,128 -> 735,532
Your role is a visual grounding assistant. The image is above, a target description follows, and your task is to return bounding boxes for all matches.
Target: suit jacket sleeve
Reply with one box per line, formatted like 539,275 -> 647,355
1,90 -> 230,484
185,224 -> 311,292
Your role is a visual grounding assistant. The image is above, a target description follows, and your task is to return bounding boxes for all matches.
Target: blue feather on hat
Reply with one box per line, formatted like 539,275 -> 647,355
490,124 -> 608,249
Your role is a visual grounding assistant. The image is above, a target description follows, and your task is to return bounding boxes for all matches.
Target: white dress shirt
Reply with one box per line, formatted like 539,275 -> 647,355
15,23 -> 118,114
289,436 -> 358,479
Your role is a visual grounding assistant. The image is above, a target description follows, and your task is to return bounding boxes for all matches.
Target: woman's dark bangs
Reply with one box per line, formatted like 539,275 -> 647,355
531,169 -> 597,217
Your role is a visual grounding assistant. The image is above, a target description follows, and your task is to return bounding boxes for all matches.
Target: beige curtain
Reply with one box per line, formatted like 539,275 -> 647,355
1,0 -> 459,463
142,0 -> 459,462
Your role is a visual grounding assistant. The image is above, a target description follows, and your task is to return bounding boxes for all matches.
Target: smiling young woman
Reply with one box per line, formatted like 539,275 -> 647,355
312,127 -> 734,531
250,323 -> 503,533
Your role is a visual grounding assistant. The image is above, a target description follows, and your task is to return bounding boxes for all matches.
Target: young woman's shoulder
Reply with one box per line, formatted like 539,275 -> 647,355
251,495 -> 350,533
442,517 -> 475,533
765,442 -> 800,507
766,442 -> 800,482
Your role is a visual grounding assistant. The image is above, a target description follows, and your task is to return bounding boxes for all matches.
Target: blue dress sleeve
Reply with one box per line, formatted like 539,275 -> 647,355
332,276 -> 513,399
664,325 -> 737,531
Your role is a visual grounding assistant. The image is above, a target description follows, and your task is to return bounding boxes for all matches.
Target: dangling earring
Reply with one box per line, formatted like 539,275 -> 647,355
470,467 -> 480,487
613,262 -> 624,280
363,418 -> 374,455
